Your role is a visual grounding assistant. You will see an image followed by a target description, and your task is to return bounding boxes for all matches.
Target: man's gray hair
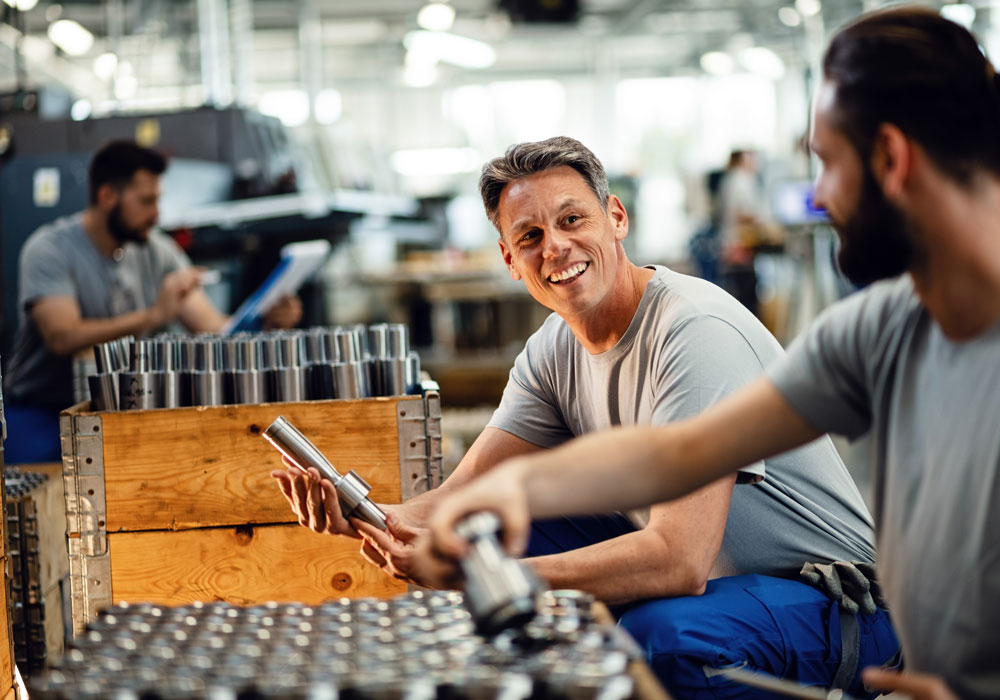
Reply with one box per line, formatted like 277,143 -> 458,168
479,136 -> 610,232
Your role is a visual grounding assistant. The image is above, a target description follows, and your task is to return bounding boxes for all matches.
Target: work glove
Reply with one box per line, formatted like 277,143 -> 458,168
799,561 -> 887,615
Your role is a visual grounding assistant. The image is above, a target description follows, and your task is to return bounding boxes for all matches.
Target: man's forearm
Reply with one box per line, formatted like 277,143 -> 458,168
520,381 -> 819,520
44,307 -> 162,356
526,529 -> 707,605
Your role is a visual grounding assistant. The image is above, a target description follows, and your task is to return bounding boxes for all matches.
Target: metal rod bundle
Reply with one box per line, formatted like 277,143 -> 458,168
86,324 -> 423,411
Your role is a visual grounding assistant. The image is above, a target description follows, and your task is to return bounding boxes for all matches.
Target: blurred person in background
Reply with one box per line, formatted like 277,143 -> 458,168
419,7 -> 1000,699
2,140 -> 301,463
718,149 -> 783,318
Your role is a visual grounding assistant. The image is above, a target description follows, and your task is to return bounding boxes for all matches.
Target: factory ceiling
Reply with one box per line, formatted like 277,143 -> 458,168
0,0 -> 969,109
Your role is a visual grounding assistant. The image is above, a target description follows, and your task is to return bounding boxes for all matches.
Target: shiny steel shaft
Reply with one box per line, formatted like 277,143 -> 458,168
263,416 -> 386,530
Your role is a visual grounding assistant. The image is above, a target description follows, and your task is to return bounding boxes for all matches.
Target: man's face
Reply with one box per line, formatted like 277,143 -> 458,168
496,166 -> 628,319
105,169 -> 161,246
811,81 -> 914,286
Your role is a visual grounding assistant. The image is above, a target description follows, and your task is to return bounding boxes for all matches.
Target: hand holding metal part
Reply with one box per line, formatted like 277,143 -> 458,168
263,415 -> 387,531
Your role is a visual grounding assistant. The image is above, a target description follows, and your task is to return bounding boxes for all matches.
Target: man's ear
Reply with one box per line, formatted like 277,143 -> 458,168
607,195 -> 629,242
95,183 -> 120,212
498,236 -> 521,281
870,123 -> 911,200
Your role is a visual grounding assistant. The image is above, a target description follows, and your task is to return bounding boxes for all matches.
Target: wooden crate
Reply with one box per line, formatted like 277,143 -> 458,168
59,389 -> 442,636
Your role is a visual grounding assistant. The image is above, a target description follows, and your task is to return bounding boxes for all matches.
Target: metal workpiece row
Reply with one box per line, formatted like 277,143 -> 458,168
87,324 -> 422,411
30,590 -> 637,700
5,469 -> 53,677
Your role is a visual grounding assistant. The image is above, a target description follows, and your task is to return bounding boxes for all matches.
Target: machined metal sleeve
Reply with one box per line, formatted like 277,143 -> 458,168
263,416 -> 386,530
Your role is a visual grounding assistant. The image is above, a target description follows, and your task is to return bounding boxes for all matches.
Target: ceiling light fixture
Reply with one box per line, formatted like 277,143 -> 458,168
739,46 -> 786,80
47,18 -> 94,55
700,51 -> 734,76
794,0 -> 821,19
3,0 -> 40,11
417,2 -> 456,32
93,52 -> 118,81
940,3 -> 976,29
777,7 -> 801,27
404,30 -> 496,70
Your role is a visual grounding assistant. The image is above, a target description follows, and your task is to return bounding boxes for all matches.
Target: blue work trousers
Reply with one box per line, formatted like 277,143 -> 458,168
527,515 -> 900,699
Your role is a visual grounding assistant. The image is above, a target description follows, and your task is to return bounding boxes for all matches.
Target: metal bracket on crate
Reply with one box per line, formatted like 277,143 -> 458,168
421,381 -> 443,490
397,398 -> 429,501
60,411 -> 112,636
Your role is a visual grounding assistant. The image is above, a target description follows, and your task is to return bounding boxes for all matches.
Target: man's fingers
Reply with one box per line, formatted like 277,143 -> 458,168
360,539 -> 388,569
306,478 -> 326,532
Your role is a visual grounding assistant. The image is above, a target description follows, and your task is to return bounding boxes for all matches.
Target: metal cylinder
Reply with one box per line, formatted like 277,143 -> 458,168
189,370 -> 224,406
379,357 -> 407,397
88,374 -> 119,411
266,366 -> 306,403
262,416 -> 386,530
386,324 -> 409,359
335,329 -> 362,364
119,371 -> 158,410
333,362 -> 364,399
406,351 -> 421,395
304,329 -> 326,364
367,324 -> 389,360
232,369 -> 263,405
94,342 -> 120,374
130,339 -> 155,372
308,363 -> 336,400
259,335 -> 282,370
157,370 -> 182,408
278,333 -> 304,368
195,338 -> 221,372
455,511 -> 543,636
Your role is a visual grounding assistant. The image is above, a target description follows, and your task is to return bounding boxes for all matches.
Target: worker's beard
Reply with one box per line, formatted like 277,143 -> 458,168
833,170 -> 915,287
107,204 -> 149,247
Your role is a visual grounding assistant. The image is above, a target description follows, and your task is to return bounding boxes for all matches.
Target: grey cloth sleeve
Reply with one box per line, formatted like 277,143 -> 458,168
148,230 -> 191,279
652,315 -> 767,480
767,292 -> 878,440
18,232 -> 76,310
487,323 -> 573,449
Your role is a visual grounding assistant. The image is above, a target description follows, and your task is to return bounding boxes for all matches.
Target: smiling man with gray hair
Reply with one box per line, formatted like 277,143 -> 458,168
274,136 -> 898,697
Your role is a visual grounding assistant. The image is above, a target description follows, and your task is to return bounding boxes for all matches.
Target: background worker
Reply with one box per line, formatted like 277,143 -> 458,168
2,140 -> 301,463
419,8 -> 1000,699
275,137 -> 897,698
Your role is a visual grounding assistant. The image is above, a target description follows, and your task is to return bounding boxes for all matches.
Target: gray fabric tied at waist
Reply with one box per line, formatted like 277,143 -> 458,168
800,560 -> 888,690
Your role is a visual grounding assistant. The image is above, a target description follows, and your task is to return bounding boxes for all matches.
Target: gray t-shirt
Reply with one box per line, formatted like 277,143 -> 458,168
4,213 -> 189,410
489,265 -> 875,578
768,275 -> 1000,699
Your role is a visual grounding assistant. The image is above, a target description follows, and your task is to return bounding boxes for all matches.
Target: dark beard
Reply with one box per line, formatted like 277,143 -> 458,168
833,170 -> 914,287
107,204 -> 148,246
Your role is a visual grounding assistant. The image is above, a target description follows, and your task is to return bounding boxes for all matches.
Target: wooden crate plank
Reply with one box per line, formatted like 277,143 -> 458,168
99,400 -> 407,532
108,525 -> 405,605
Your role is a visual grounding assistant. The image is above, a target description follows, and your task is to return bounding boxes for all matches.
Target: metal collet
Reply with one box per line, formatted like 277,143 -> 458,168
262,416 -> 387,531
455,511 -> 545,636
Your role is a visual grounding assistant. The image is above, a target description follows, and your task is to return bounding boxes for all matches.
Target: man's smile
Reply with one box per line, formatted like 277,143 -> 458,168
547,261 -> 589,284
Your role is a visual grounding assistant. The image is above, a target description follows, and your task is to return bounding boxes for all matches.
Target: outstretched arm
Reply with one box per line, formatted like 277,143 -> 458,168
421,378 -> 820,567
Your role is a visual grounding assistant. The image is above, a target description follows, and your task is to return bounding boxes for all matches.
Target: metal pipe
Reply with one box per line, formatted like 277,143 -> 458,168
262,416 -> 386,531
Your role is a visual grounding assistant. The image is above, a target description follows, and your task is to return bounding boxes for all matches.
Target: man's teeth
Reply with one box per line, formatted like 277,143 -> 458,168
549,263 -> 588,283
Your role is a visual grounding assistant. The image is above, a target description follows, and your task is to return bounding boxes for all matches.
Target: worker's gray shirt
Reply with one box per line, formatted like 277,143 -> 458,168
768,274 -> 1000,699
3,213 -> 189,410
489,265 -> 875,578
